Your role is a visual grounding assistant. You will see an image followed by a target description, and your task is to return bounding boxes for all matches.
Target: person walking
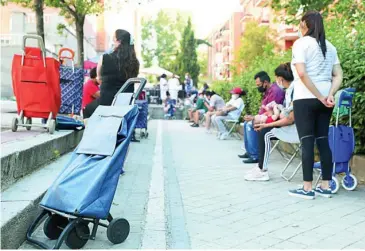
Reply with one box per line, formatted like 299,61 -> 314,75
289,11 -> 343,199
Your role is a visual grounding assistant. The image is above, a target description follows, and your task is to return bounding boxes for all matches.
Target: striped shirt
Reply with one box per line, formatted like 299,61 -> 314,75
291,36 -> 340,100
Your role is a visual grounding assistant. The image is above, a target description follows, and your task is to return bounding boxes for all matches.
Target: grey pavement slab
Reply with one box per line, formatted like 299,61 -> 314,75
15,120 -> 365,249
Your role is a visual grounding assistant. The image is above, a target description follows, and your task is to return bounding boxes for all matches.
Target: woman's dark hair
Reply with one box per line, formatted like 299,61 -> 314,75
274,62 -> 294,82
112,29 -> 140,79
89,67 -> 97,79
161,74 -> 167,78
254,71 -> 271,83
166,91 -> 170,96
206,91 -> 216,97
302,10 -> 327,57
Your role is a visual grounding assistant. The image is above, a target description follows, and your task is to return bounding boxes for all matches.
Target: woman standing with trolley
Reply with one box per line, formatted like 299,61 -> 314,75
289,11 -> 343,199
83,29 -> 140,141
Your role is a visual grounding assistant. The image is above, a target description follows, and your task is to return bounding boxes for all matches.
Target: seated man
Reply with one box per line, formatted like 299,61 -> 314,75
244,63 -> 298,181
239,71 -> 285,164
212,87 -> 246,140
190,91 -> 208,127
82,67 -> 100,110
204,91 -> 226,133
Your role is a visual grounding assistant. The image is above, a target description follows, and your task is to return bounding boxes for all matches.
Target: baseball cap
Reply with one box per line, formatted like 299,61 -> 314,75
230,87 -> 244,95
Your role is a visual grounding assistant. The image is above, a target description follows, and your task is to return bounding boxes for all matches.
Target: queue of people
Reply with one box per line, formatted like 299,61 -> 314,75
187,10 -> 343,200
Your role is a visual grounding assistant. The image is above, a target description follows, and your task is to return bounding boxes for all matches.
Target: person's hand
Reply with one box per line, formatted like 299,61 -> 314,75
254,123 -> 267,131
319,96 -> 332,108
244,115 -> 254,121
326,95 -> 335,107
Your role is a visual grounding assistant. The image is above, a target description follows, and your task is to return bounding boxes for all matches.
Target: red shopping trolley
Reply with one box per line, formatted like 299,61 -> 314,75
11,34 -> 61,134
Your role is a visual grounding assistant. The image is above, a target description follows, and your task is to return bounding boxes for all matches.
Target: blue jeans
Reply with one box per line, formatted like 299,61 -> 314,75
243,121 -> 259,160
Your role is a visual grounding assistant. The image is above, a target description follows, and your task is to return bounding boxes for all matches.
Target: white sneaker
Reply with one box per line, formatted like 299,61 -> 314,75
216,132 -> 222,139
220,132 -> 229,140
244,168 -> 270,181
245,165 -> 260,175
206,129 -> 212,134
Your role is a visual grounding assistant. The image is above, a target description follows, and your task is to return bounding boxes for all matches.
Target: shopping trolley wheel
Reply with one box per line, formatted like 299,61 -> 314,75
145,132 -> 149,138
140,131 -> 145,138
65,221 -> 90,249
107,218 -> 130,244
342,174 -> 357,191
48,119 -> 56,135
11,117 -> 18,132
44,214 -> 68,240
330,176 -> 340,194
25,118 -> 32,131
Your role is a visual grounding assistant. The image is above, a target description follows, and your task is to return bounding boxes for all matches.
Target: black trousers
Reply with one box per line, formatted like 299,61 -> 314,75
293,99 -> 333,181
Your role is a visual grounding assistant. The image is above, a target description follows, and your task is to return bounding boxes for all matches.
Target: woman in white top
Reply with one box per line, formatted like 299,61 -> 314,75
159,74 -> 169,102
289,11 -> 343,200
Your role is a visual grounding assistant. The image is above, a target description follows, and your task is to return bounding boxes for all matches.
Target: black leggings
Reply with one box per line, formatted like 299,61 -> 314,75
293,99 -> 333,181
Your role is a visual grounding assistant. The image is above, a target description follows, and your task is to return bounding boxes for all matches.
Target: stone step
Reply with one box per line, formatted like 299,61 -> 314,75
1,130 -> 83,192
1,153 -> 72,249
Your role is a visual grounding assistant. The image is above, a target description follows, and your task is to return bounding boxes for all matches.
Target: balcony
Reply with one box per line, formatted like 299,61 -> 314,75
222,29 -> 230,37
222,44 -> 231,52
240,13 -> 254,23
255,0 -> 269,7
278,27 -> 299,41
259,19 -> 270,26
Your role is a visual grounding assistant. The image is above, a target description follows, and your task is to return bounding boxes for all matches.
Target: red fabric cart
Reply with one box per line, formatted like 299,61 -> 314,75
11,34 -> 61,134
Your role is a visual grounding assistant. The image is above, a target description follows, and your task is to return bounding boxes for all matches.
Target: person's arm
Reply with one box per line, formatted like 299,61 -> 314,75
255,111 -> 294,131
329,64 -> 343,96
92,90 -> 100,98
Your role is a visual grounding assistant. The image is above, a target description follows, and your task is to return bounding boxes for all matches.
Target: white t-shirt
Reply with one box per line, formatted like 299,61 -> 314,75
209,94 -> 225,110
284,83 -> 294,108
159,78 -> 168,99
227,98 -> 245,120
291,36 -> 340,100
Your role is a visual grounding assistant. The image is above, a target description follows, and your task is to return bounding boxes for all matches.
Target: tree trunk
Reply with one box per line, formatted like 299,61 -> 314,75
75,17 -> 85,68
34,0 -> 45,44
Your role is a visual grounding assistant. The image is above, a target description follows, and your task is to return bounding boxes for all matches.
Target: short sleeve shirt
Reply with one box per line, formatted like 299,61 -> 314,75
209,94 -> 225,110
291,36 -> 340,100
82,79 -> 100,108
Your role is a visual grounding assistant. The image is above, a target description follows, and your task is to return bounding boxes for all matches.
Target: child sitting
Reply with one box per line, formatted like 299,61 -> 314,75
164,91 -> 176,118
254,101 -> 293,124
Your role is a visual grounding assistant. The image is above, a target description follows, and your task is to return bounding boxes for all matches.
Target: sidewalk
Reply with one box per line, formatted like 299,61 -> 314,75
20,120 -> 365,249
1,101 -> 45,142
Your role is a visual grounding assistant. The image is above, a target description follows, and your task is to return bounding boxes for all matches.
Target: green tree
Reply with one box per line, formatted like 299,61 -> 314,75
236,21 -> 274,68
176,18 -> 200,86
45,0 -> 103,67
5,0 -> 45,43
141,17 -> 155,68
198,50 -> 208,77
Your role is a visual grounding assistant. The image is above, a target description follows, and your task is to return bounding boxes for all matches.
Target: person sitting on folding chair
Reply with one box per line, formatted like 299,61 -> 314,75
245,63 -> 298,181
204,91 -> 226,133
212,87 -> 246,140
190,90 -> 208,127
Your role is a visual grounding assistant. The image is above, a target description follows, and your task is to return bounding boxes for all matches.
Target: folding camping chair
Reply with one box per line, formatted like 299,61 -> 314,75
222,119 -> 241,139
269,139 -> 302,181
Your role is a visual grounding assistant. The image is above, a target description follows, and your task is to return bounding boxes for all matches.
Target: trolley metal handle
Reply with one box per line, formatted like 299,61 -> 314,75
59,48 -> 75,73
114,78 -> 147,104
21,34 -> 46,67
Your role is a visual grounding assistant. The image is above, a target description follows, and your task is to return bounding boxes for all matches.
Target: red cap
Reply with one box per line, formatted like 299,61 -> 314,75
230,87 -> 244,95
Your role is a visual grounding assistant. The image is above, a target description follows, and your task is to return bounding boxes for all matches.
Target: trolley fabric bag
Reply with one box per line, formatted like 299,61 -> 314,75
12,35 -> 60,119
59,48 -> 84,115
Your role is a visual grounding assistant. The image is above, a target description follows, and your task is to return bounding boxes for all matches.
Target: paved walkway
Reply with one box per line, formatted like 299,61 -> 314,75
21,120 -> 365,249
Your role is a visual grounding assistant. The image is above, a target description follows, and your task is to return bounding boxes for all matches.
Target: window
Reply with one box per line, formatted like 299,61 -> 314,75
26,13 -> 51,23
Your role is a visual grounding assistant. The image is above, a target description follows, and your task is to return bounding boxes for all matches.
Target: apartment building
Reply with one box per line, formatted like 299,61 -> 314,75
240,0 -> 298,50
207,12 -> 243,81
